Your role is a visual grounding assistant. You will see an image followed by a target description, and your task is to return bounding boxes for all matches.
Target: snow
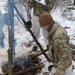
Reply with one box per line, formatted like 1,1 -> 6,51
51,8 -> 75,45
0,0 -> 75,75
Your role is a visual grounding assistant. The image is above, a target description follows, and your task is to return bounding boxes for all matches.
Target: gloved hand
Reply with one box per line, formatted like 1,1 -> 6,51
48,65 -> 54,72
32,46 -> 38,51
26,21 -> 32,28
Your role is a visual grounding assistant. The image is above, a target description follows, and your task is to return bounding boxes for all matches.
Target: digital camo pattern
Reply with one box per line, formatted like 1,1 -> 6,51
27,0 -> 54,16
48,22 -> 72,75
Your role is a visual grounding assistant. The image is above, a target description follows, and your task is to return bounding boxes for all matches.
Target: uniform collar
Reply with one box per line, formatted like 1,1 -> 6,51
48,22 -> 60,37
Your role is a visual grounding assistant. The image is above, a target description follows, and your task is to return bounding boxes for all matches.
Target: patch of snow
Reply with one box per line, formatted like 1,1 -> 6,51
0,0 -> 75,75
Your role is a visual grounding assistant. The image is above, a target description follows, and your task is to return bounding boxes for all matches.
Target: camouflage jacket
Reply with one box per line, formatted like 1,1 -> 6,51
27,0 -> 54,16
48,22 -> 72,71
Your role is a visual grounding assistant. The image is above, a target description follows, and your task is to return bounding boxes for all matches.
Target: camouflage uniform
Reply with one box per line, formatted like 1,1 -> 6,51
48,22 -> 72,75
27,0 -> 54,16
27,0 -> 54,48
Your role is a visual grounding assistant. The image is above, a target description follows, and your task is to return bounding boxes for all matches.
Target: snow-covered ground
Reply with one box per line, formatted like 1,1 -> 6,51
0,0 -> 75,75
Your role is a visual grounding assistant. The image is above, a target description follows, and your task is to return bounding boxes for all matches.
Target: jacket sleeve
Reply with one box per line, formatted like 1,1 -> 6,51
53,32 -> 71,75
27,0 -> 34,8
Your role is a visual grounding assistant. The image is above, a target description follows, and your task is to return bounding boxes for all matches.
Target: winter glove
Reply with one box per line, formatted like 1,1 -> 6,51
32,46 -> 38,51
26,21 -> 32,28
47,45 -> 49,49
48,65 -> 54,72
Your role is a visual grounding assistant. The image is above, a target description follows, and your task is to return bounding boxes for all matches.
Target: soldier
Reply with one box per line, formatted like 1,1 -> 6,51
25,0 -> 55,49
38,12 -> 72,75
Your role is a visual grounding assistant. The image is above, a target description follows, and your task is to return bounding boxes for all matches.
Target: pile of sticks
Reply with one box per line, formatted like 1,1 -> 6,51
1,51 -> 46,75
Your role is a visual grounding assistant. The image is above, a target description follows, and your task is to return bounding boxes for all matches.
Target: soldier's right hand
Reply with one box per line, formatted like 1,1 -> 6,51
26,21 -> 32,29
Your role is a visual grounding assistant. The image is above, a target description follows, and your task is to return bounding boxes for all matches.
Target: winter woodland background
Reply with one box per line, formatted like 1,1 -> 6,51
0,0 -> 75,74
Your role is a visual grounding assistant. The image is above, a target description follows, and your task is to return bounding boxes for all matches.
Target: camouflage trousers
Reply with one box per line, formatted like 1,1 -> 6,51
51,65 -> 72,75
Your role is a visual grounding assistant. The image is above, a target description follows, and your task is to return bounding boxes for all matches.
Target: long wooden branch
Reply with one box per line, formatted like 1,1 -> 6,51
14,5 -> 51,62
32,49 -> 48,59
